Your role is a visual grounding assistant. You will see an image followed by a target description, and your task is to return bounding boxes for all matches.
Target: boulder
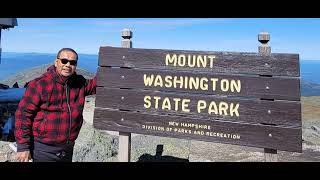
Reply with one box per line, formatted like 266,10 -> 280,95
12,82 -> 19,88
0,84 -> 9,89
311,125 -> 320,135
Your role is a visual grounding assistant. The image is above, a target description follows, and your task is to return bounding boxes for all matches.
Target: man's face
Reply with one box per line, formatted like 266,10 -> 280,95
54,51 -> 77,77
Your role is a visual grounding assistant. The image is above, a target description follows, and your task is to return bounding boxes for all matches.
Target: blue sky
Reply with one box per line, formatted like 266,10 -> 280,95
1,18 -> 320,60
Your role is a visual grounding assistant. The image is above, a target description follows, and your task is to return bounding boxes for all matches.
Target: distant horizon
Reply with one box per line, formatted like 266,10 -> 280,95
2,51 -> 320,61
2,51 -> 98,56
1,52 -> 320,85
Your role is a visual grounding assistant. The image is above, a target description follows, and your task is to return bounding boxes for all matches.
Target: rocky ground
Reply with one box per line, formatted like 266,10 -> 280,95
1,96 -> 320,162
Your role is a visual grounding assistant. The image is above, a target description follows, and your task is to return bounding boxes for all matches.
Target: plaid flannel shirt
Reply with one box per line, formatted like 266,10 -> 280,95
15,65 -> 96,152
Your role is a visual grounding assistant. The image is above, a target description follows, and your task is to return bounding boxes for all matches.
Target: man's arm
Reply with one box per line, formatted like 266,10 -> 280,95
15,80 -> 41,152
85,75 -> 97,96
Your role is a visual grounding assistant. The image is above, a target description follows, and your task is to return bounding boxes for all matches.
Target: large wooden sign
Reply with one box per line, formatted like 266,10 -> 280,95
93,46 -> 302,153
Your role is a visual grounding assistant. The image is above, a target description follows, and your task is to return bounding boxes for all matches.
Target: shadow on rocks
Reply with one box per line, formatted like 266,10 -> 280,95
137,144 -> 189,162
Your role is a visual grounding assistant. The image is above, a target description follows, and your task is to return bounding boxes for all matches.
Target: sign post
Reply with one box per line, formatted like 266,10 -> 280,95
118,28 -> 132,162
258,32 -> 278,162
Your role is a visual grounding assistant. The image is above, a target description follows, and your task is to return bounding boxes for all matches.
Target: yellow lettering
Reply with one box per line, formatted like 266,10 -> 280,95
173,76 -> 184,88
178,54 -> 186,66
220,79 -> 229,92
230,80 -> 241,93
154,75 -> 163,87
154,96 -> 161,109
208,55 -> 216,68
230,103 -> 239,117
197,100 -> 207,113
162,97 -> 171,110
189,77 -> 199,90
200,77 -> 208,90
197,55 -> 206,68
219,101 -> 228,115
143,74 -> 154,86
187,55 -> 196,67
184,76 -> 188,89
164,76 -> 173,88
165,54 -> 177,66
208,101 -> 218,115
210,78 -> 218,91
172,98 -> 181,111
144,96 -> 151,109
182,99 -> 190,112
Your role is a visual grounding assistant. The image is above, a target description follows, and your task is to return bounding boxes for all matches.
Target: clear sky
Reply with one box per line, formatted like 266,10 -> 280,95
1,18 -> 320,60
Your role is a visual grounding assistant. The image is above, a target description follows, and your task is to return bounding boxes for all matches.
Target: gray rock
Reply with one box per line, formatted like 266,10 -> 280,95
311,125 -> 320,135
0,141 -> 17,162
73,121 -> 118,162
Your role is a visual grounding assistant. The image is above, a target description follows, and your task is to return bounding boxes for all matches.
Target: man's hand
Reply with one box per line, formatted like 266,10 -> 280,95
16,151 -> 32,162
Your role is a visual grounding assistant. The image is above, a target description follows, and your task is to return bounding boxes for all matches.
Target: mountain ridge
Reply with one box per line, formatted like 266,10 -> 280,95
0,63 -> 95,88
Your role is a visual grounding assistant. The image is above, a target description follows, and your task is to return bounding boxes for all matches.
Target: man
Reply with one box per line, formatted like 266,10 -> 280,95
15,48 -> 96,162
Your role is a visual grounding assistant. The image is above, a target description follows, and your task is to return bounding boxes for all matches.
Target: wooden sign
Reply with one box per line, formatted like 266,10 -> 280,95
93,46 -> 302,153
98,47 -> 300,76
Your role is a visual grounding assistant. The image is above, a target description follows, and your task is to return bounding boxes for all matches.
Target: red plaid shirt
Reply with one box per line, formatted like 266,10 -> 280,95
15,65 -> 96,152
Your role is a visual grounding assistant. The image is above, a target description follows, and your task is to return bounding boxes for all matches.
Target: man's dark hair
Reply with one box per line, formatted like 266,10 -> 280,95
57,48 -> 78,60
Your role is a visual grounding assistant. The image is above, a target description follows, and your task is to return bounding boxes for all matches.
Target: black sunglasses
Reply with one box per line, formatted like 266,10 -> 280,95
58,58 -> 77,66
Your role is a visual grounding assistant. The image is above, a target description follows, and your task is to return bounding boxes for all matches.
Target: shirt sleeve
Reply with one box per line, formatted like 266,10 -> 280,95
15,80 -> 41,152
85,75 -> 97,96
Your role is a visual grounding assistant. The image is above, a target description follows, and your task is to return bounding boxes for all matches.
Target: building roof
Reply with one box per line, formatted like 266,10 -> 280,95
0,18 -> 18,29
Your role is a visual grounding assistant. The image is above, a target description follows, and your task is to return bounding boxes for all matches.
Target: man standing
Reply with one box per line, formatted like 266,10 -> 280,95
15,48 -> 96,162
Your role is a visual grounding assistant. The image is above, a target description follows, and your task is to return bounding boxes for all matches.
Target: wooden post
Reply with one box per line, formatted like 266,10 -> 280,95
118,28 -> 132,162
258,31 -> 278,162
